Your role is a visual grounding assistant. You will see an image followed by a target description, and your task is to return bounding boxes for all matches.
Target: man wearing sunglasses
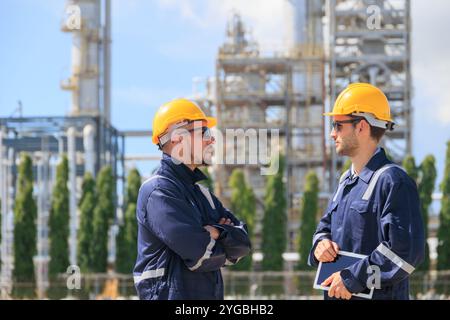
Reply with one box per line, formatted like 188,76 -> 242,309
308,83 -> 424,300
133,98 -> 251,300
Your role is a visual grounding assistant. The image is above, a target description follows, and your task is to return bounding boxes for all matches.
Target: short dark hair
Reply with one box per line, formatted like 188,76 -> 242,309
369,126 -> 386,142
351,116 -> 386,142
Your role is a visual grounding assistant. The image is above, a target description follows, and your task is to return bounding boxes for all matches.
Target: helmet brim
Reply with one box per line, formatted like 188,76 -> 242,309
205,116 -> 217,128
323,111 -> 393,122
323,111 -> 348,117
152,116 -> 217,144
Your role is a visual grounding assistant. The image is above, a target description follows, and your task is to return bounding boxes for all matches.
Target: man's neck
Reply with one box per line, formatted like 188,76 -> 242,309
351,144 -> 378,175
185,163 -> 197,171
163,150 -> 197,171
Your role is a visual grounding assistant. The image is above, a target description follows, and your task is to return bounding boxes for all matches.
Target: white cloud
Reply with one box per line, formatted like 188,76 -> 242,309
156,0 -> 287,52
412,0 -> 450,125
110,1 -> 450,127
153,0 -> 450,126
206,0 -> 286,51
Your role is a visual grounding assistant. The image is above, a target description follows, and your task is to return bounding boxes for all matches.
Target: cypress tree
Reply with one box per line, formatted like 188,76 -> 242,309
297,171 -> 319,270
77,172 -> 96,273
437,142 -> 450,270
417,155 -> 436,271
13,153 -> 37,298
91,166 -> 115,272
48,155 -> 70,279
116,168 -> 141,274
403,155 -> 419,183
228,169 -> 255,271
261,155 -> 286,271
46,155 -> 70,298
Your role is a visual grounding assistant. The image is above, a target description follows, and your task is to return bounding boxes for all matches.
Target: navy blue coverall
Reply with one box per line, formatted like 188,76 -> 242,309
133,153 -> 251,300
309,148 -> 425,299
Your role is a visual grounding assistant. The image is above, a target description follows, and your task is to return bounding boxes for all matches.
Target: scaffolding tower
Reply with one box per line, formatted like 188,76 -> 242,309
328,0 -> 412,189
214,9 -> 326,256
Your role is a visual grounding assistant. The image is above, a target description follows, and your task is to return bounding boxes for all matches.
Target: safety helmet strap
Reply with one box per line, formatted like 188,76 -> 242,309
352,112 -> 395,131
157,120 -> 190,148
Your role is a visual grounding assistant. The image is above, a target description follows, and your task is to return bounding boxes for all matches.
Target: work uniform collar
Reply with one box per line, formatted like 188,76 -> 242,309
354,147 -> 389,184
161,153 -> 207,185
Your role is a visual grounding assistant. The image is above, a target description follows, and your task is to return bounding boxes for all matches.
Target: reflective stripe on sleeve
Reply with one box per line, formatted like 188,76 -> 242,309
376,243 -> 415,274
189,238 -> 216,271
133,268 -> 165,284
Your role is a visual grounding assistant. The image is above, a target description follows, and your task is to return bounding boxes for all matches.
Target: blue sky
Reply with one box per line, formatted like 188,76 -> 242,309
1,0 -> 450,190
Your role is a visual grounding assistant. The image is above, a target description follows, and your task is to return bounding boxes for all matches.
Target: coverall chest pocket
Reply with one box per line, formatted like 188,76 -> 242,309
348,200 -> 376,240
329,201 -> 341,227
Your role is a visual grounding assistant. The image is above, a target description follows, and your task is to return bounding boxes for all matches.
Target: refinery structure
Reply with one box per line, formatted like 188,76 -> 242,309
0,0 -> 123,298
0,0 -> 412,297
210,0 -> 412,253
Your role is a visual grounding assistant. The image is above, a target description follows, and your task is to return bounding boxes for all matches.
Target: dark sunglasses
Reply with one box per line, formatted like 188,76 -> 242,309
331,118 -> 363,132
186,126 -> 212,141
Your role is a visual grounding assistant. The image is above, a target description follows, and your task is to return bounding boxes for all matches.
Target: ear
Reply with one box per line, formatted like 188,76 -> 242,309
359,120 -> 364,132
361,119 -> 371,135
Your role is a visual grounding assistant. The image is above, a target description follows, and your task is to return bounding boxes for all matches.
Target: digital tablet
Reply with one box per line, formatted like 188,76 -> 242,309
313,250 -> 374,299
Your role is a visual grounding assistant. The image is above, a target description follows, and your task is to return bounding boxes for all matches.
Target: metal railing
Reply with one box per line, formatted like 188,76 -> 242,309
2,271 -> 450,300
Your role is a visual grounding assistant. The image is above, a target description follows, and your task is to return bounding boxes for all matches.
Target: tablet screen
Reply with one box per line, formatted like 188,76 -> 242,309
313,250 -> 374,299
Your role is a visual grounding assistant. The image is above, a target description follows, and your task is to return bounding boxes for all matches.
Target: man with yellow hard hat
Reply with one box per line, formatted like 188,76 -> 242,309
133,98 -> 251,300
308,83 -> 424,300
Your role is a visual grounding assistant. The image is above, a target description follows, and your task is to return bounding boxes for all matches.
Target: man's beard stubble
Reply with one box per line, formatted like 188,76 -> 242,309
337,130 -> 359,157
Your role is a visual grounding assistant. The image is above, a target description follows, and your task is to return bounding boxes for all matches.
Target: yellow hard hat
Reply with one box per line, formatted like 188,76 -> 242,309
152,98 -> 217,145
324,83 -> 393,124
